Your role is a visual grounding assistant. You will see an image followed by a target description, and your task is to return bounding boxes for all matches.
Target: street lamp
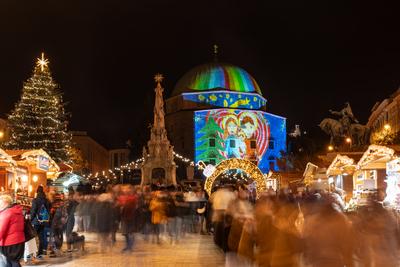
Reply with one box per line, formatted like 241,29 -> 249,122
328,145 -> 334,151
345,137 -> 352,150
0,131 -> 4,139
384,124 -> 391,131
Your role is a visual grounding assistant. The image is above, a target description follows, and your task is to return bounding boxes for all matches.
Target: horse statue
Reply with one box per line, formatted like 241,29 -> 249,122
350,124 -> 370,146
319,118 -> 343,144
320,102 -> 370,148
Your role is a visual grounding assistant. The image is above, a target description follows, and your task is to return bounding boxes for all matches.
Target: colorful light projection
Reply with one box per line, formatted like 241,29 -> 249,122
194,109 -> 286,173
174,63 -> 262,95
182,91 -> 267,109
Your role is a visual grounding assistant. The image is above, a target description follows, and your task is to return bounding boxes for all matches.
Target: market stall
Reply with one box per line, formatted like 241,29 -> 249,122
326,154 -> 361,202
384,157 -> 400,209
6,149 -> 60,198
353,145 -> 398,202
0,148 -> 17,193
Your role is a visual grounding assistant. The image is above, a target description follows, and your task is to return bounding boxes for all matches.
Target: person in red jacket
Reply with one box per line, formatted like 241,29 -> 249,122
0,194 -> 25,267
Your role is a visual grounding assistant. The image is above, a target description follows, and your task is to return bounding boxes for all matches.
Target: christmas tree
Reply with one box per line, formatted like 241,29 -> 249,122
196,116 -> 225,165
6,53 -> 71,163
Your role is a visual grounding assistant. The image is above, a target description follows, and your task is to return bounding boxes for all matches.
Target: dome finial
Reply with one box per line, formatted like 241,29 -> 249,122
154,73 -> 164,84
213,44 -> 218,62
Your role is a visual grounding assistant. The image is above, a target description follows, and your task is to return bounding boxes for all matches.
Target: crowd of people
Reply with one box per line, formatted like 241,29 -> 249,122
0,184 -> 208,266
0,182 -> 400,267
210,185 -> 400,267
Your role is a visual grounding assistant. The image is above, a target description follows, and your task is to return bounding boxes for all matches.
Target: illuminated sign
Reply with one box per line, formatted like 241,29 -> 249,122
194,109 -> 286,173
37,155 -> 50,171
182,91 -> 267,109
387,158 -> 400,173
203,164 -> 216,178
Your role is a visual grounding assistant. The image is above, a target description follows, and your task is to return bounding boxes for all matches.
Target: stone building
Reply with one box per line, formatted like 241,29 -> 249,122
368,88 -> 400,135
71,131 -> 109,174
109,148 -> 130,170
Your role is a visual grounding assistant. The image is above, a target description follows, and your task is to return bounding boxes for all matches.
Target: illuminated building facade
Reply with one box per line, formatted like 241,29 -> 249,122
368,88 -> 400,137
165,62 -> 286,174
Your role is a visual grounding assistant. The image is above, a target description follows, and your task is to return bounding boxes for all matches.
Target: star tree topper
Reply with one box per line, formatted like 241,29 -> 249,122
36,52 -> 49,72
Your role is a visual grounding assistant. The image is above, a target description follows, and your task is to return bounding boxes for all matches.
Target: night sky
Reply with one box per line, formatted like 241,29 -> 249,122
1,1 -> 400,155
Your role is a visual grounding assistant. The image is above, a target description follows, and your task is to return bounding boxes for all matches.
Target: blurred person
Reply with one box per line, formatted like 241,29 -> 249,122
64,189 -> 79,252
195,189 -> 207,234
149,191 -> 168,244
209,186 -> 236,251
106,185 -> 119,244
74,194 -> 84,232
165,192 -> 178,244
30,185 -> 50,258
141,187 -> 153,241
173,192 -> 189,242
80,195 -> 91,232
22,206 -> 38,263
269,198 -> 303,267
0,194 -> 25,267
303,198 -> 354,267
95,193 -> 115,253
354,197 -> 399,267
254,196 -> 278,267
225,187 -> 254,266
48,201 -> 68,257
118,185 -> 138,252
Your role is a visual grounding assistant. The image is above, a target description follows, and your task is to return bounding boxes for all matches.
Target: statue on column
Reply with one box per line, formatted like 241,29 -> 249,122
154,73 -> 165,129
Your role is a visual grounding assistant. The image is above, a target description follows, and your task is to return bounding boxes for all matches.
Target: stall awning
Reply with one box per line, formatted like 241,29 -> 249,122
0,148 -> 17,169
6,149 -> 60,174
357,145 -> 398,170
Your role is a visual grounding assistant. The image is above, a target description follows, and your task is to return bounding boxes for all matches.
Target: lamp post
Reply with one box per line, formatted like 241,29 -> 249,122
345,137 -> 352,151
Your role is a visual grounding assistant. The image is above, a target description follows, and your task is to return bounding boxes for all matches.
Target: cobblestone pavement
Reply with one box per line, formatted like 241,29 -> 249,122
24,233 -> 225,267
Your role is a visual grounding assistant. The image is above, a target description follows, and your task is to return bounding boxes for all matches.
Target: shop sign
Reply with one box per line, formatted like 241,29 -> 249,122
387,158 -> 400,173
37,155 -> 50,171
203,164 -> 216,178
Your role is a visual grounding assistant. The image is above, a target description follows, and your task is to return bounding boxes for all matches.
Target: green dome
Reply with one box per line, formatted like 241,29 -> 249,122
173,63 -> 262,96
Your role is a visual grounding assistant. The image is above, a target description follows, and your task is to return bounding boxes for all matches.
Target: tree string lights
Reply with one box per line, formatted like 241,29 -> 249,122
5,53 -> 71,163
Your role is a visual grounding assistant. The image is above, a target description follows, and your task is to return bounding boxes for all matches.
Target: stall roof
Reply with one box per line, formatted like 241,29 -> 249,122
0,148 -> 17,168
356,145 -> 399,170
6,149 -> 60,172
327,153 -> 363,176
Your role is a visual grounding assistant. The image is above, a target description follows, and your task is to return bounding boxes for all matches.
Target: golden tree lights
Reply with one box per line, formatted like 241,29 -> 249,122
5,53 -> 71,163
204,158 -> 267,199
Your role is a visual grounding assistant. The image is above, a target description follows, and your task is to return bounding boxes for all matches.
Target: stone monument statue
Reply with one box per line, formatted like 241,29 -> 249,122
320,102 -> 369,147
140,74 -> 177,186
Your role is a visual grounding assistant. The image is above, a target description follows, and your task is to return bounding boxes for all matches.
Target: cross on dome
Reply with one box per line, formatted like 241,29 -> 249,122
154,73 -> 164,83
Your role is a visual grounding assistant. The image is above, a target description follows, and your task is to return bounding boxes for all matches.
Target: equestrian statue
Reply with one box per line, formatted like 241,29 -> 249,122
319,102 -> 370,147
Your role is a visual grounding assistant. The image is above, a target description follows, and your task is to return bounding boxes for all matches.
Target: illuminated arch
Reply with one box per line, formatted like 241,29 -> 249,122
204,158 -> 267,199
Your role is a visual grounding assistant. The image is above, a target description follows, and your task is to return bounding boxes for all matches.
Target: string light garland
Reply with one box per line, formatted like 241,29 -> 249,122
84,151 -> 197,185
204,158 -> 267,199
